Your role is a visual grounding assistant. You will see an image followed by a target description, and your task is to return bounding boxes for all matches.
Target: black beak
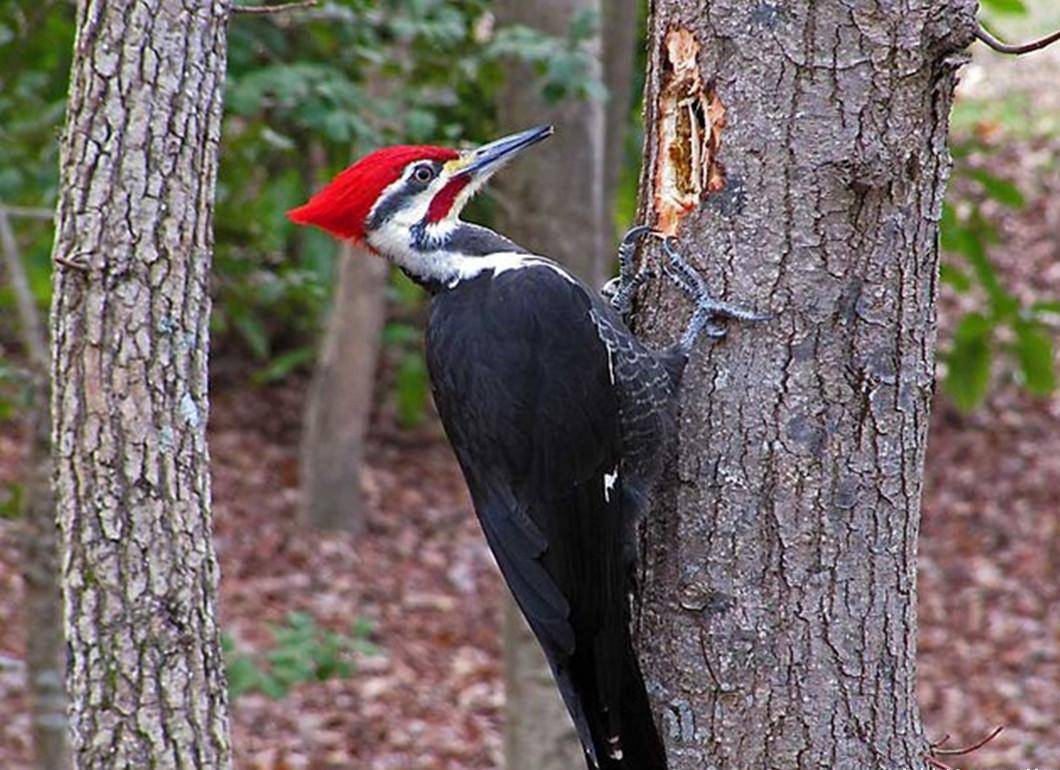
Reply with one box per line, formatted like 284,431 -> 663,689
460,125 -> 554,177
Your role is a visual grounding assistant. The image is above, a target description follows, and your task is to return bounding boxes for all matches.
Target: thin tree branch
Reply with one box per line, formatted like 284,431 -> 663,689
230,0 -> 317,15
925,755 -> 954,770
930,725 -> 1004,757
975,23 -> 1060,55
0,211 -> 49,372
0,204 -> 53,221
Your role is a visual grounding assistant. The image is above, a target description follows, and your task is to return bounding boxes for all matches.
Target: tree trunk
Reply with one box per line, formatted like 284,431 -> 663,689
493,1 -> 608,767
1,211 -> 71,770
632,2 -> 976,767
601,0 -> 640,234
21,376 -> 71,770
300,244 -> 387,531
494,0 -> 608,288
49,2 -> 232,768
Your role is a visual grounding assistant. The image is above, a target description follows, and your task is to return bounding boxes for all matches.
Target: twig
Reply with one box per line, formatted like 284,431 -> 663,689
0,204 -> 53,221
975,23 -> 1060,55
928,733 -> 951,750
53,254 -> 91,272
230,0 -> 317,14
925,756 -> 953,770
931,725 -> 1004,757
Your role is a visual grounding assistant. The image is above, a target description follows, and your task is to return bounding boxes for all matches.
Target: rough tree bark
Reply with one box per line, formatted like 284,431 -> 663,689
0,211 -> 71,770
48,2 -> 232,768
300,243 -> 387,531
630,2 -> 977,768
493,1 -> 615,767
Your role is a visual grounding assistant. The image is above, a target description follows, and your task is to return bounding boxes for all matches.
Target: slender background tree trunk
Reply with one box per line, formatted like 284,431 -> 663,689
0,211 -> 71,770
494,0 -> 608,288
631,1 -> 977,767
601,0 -> 641,234
48,2 -> 232,767
493,1 -> 634,767
300,243 -> 386,532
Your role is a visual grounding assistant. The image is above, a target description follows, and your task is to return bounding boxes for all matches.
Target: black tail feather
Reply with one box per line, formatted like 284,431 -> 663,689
555,624 -> 668,770
599,638 -> 668,770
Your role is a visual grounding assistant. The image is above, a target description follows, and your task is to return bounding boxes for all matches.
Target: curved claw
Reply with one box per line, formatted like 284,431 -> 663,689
619,224 -> 660,246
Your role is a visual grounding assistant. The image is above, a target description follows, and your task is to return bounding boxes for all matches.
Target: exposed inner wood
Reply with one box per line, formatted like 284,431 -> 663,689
652,27 -> 726,236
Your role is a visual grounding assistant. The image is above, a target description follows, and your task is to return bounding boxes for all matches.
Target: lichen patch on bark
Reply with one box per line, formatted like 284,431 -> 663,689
652,27 -> 726,235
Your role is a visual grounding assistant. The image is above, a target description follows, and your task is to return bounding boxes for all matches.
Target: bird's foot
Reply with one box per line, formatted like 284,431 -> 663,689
601,224 -> 659,321
660,237 -> 770,352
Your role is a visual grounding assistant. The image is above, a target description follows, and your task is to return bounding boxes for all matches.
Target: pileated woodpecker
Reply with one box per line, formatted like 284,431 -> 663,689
289,125 -> 763,770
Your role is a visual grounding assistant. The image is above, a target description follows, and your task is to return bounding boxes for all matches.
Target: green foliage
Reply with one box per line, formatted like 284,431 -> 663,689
222,612 -> 380,700
939,157 -> 1058,412
382,319 -> 430,429
0,1 -> 601,396
0,482 -> 22,520
215,1 -> 601,382
488,8 -> 605,103
978,0 -> 1027,17
0,2 -> 76,320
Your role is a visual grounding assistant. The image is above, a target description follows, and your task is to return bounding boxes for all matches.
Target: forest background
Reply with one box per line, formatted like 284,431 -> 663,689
0,0 -> 1058,768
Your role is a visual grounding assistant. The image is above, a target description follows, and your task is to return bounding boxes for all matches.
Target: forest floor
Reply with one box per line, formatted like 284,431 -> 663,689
0,146 -> 1058,770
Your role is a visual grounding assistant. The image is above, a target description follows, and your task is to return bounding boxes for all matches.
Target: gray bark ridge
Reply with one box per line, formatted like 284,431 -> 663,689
49,2 -> 232,768
632,2 -> 976,768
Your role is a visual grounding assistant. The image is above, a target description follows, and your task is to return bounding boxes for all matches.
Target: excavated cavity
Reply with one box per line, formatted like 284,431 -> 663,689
652,28 -> 726,236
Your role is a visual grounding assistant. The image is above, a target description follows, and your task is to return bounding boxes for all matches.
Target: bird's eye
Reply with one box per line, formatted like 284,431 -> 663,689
413,165 -> 435,183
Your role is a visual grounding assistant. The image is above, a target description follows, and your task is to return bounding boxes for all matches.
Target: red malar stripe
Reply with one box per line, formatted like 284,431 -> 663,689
426,176 -> 470,223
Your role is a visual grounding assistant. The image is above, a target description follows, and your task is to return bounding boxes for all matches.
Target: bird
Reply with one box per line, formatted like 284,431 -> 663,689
288,125 -> 764,770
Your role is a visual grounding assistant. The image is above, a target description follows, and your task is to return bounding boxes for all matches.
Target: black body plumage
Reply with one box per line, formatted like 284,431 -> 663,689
288,126 -> 762,770
425,244 -> 682,770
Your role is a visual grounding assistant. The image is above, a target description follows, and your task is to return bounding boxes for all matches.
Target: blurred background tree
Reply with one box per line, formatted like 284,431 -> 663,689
0,0 -> 1058,768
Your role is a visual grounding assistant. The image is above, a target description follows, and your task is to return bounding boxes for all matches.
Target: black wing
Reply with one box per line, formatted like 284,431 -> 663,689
426,264 -> 632,763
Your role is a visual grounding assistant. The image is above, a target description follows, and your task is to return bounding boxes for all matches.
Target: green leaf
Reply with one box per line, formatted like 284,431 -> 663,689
252,347 -> 316,385
979,0 -> 1028,15
567,7 -> 599,42
395,353 -> 429,429
1012,320 -> 1056,395
951,225 -> 1019,319
382,322 -> 421,348
967,168 -> 1025,208
0,483 -> 23,520
939,263 -> 971,292
1031,300 -> 1060,316
230,307 -> 270,360
944,312 -> 994,412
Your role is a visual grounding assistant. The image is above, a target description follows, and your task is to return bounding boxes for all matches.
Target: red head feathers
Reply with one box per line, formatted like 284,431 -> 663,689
287,145 -> 459,242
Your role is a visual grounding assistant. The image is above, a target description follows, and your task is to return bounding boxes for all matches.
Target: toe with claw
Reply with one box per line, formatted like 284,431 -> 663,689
602,224 -> 660,321
660,237 -> 770,352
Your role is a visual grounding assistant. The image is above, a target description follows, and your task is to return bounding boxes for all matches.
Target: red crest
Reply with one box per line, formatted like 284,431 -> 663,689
288,145 -> 459,241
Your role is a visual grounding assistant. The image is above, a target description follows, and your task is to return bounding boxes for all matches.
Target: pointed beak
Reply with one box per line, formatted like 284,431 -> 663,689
457,125 -> 554,178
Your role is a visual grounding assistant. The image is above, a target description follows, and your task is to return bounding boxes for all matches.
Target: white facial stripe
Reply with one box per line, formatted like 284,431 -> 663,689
366,161 -> 451,229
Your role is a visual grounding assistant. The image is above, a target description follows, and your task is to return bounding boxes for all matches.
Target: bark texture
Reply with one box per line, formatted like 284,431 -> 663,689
300,244 -> 387,531
494,0 -> 609,289
49,2 -> 232,768
1,211 -> 71,770
493,1 -> 608,766
632,2 -> 977,768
